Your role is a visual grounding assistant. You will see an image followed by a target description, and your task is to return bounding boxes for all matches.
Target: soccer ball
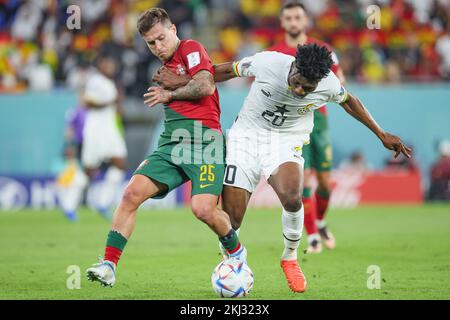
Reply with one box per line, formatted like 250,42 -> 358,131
211,258 -> 254,298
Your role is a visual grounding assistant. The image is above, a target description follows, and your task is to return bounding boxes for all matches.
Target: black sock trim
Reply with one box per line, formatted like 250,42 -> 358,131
283,233 -> 301,242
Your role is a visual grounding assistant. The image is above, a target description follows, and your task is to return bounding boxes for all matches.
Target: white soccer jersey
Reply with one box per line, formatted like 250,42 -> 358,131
223,51 -> 349,192
82,71 -> 127,168
232,51 -> 348,135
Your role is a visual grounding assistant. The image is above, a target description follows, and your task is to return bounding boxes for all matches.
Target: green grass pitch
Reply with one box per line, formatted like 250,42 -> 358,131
0,204 -> 449,300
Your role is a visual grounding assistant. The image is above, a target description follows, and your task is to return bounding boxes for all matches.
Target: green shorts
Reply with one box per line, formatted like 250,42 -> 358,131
134,147 -> 225,199
303,111 -> 333,172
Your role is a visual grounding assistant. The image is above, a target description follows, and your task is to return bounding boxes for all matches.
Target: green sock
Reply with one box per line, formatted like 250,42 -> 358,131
303,187 -> 312,198
316,188 -> 330,198
219,229 -> 240,253
106,230 -> 128,251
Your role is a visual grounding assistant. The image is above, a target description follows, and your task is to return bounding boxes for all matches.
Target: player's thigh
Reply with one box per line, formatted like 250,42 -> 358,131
224,128 -> 261,194
123,174 -> 165,204
268,161 -> 304,200
190,193 -> 220,221
222,185 -> 252,230
134,152 -> 188,199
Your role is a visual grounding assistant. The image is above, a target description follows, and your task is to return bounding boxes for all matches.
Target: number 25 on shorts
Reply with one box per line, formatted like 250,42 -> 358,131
200,164 -> 215,182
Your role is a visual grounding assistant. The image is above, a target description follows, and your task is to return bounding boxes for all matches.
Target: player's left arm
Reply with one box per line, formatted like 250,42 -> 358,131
339,93 -> 412,158
152,61 -> 238,89
144,70 -> 215,107
152,66 -> 191,90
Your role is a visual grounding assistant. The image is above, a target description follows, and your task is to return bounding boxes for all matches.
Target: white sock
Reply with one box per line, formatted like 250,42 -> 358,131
219,228 -> 240,256
281,206 -> 304,261
317,219 -> 327,229
97,166 -> 125,210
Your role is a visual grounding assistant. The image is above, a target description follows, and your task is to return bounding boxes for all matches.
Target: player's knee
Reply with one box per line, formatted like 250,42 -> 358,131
121,186 -> 144,210
281,193 -> 303,212
191,202 -> 216,224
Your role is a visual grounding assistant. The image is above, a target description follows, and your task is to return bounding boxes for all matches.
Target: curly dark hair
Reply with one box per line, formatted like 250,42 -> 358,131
295,43 -> 333,82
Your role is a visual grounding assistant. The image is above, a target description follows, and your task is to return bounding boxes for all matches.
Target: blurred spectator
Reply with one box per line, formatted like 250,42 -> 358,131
10,1 -> 44,41
25,56 -> 54,91
339,151 -> 373,172
428,140 -> 450,201
436,23 -> 450,79
1,0 -> 450,93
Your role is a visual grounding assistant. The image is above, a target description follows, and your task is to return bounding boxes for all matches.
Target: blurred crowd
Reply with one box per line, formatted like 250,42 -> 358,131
1,0 -> 450,95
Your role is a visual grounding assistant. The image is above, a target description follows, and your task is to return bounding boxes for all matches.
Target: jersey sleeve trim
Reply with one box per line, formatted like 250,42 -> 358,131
232,61 -> 241,77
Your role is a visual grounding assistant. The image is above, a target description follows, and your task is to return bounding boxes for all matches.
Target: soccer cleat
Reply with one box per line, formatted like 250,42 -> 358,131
319,226 -> 336,250
86,260 -> 116,287
280,260 -> 307,293
229,245 -> 247,263
305,238 -> 323,254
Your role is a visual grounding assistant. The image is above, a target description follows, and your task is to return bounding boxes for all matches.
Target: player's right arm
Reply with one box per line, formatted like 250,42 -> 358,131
212,62 -> 238,82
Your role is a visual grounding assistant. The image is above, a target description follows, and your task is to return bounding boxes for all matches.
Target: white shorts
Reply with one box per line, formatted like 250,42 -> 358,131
224,125 -> 309,193
82,112 -> 127,168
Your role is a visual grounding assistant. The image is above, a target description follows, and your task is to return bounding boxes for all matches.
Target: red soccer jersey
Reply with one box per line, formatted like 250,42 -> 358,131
163,39 -> 221,132
268,37 -> 341,115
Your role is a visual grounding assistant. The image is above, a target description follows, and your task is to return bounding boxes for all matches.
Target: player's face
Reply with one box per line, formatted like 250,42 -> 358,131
280,7 -> 309,38
288,65 -> 318,98
142,22 -> 178,61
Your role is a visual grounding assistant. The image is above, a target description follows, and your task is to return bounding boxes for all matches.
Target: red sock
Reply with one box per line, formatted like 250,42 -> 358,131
303,197 -> 318,235
104,246 -> 123,266
315,192 -> 330,221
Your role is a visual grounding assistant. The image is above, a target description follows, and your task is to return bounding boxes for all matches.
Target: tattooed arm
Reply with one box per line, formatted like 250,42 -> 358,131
172,70 -> 215,100
152,62 -> 240,89
144,70 -> 216,107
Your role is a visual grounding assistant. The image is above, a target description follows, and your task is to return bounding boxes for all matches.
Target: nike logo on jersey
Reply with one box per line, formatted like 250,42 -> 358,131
200,183 -> 214,189
261,89 -> 271,97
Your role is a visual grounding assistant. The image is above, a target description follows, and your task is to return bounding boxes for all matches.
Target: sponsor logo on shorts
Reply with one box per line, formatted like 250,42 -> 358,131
292,146 -> 302,159
200,183 -> 214,189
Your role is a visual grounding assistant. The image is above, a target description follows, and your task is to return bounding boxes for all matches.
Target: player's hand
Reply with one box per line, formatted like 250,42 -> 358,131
380,132 -> 412,158
152,66 -> 191,90
143,86 -> 173,107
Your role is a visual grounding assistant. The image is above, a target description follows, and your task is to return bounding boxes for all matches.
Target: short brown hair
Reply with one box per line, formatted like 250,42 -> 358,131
137,8 -> 172,35
280,1 -> 307,15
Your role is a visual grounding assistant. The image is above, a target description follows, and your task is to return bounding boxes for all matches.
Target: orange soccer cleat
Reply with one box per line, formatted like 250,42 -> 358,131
280,260 -> 307,293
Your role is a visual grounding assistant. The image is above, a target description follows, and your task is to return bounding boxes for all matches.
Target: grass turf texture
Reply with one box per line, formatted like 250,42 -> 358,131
0,204 -> 449,300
